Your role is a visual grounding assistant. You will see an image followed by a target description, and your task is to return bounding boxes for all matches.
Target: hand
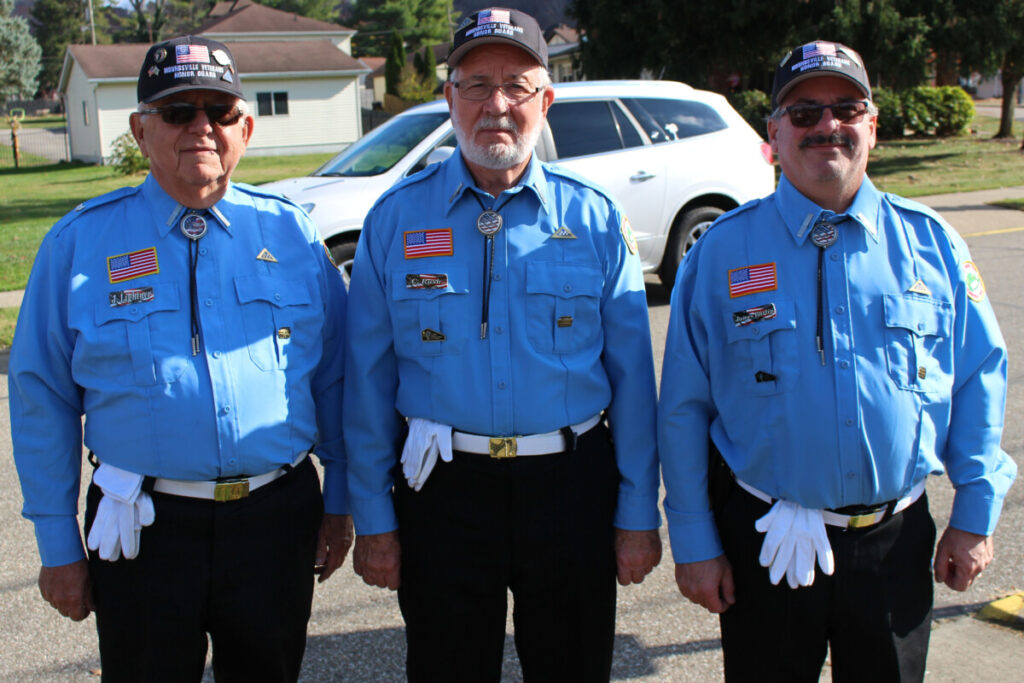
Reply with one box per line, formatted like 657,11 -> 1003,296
315,513 -> 354,583
614,528 -> 662,585
39,560 -> 94,621
934,526 -> 993,591
353,531 -> 401,590
675,555 -> 735,613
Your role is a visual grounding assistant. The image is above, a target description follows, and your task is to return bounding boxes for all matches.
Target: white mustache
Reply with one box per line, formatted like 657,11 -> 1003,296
474,116 -> 518,136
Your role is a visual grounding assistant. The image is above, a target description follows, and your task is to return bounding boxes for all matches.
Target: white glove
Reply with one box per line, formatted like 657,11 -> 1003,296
755,499 -> 834,588
401,418 -> 453,491
87,463 -> 155,561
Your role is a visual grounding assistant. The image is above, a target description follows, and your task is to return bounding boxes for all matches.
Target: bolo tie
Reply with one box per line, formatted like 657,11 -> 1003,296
809,211 -> 843,366
180,210 -> 208,356
470,191 -> 518,339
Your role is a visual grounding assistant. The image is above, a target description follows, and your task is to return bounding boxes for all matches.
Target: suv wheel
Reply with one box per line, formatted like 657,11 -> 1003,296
659,206 -> 724,288
329,239 -> 358,289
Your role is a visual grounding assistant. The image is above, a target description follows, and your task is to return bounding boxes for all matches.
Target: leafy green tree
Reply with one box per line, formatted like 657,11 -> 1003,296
826,0 -> 930,90
414,44 -> 437,83
0,0 -> 42,99
261,0 -> 339,23
352,0 -> 455,56
385,29 -> 405,96
31,0 -> 87,92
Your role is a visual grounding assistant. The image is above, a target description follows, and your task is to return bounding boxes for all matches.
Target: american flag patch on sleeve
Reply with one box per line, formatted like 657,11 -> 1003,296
404,228 -> 453,259
728,263 -> 777,298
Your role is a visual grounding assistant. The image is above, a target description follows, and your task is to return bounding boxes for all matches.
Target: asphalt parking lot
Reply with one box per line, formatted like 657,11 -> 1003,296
1,188 -> 1021,681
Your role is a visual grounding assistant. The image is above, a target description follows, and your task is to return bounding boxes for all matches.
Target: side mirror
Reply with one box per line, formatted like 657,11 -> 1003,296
424,145 -> 456,166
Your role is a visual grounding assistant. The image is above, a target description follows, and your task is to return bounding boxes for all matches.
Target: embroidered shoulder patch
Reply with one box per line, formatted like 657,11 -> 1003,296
963,261 -> 986,302
620,217 -> 638,255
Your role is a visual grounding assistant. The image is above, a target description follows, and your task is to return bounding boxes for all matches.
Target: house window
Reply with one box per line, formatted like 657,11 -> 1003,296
82,101 -> 89,125
257,91 -> 289,116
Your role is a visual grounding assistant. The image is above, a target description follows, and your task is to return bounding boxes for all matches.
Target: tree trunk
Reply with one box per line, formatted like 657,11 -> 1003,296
997,68 -> 1022,139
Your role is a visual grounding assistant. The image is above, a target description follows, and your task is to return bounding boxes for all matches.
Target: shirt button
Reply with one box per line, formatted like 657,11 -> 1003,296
917,323 -> 925,331
205,299 -> 213,307
840,360 -> 849,369
846,471 -> 856,479
495,326 -> 504,334
274,293 -> 281,301
212,350 -> 221,359
563,284 -> 572,292
222,405 -> 232,414
497,381 -> 506,389
834,305 -> 845,314
830,253 -> 840,261
199,247 -> 208,256
229,459 -> 237,465
751,326 -> 759,335
493,273 -> 502,281
845,418 -> 854,426
129,307 -> 137,315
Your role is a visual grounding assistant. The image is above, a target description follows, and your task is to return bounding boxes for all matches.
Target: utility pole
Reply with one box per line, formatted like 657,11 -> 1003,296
87,0 -> 97,45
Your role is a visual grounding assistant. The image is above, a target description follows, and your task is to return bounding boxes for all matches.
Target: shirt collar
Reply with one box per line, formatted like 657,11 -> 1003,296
775,173 -> 882,245
142,173 -> 236,238
441,151 -> 550,217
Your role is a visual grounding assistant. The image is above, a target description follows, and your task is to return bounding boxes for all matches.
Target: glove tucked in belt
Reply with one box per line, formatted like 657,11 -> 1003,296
401,418 -> 453,491
87,463 -> 155,562
754,499 -> 835,589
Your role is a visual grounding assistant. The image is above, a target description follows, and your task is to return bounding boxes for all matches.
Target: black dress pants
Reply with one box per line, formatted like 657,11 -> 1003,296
85,457 -> 324,683
395,423 -> 620,683
717,481 -> 936,683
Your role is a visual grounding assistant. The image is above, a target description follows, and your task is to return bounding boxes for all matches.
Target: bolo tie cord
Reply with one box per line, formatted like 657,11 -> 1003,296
470,190 -> 518,339
809,213 -> 842,366
180,210 -> 209,356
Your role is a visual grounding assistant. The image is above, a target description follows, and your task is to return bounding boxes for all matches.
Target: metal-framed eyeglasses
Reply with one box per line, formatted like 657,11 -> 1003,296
452,81 -> 543,104
141,102 -> 244,126
780,100 -> 871,128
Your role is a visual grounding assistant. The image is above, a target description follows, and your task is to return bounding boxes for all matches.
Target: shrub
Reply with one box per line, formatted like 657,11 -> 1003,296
902,86 -> 943,135
873,87 -> 906,140
110,131 -> 148,175
729,89 -> 771,140
934,86 -> 974,136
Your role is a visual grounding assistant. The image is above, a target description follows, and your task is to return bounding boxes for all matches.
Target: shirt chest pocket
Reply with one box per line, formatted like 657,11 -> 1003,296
389,266 -> 469,357
722,298 -> 799,396
90,283 -> 185,386
525,262 -> 603,354
882,294 -> 953,394
234,276 -> 315,371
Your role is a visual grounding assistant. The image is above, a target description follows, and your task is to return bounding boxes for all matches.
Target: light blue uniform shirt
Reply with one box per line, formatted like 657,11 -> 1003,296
659,174 -> 1016,564
344,153 -> 660,535
9,174 -> 348,567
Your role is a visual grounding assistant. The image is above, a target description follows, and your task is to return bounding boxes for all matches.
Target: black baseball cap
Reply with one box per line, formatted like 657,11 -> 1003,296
448,7 -> 548,68
772,41 -> 871,110
138,35 -> 244,104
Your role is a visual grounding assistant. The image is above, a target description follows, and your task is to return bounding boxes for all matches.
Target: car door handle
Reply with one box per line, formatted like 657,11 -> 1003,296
630,171 -> 656,182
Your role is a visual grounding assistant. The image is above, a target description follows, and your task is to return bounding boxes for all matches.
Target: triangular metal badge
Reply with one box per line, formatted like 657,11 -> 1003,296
552,226 -> 577,239
256,248 -> 278,263
907,279 -> 931,296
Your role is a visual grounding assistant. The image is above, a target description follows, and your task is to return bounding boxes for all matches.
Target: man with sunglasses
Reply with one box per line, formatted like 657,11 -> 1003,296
659,40 -> 1015,680
344,7 -> 661,681
8,36 -> 352,681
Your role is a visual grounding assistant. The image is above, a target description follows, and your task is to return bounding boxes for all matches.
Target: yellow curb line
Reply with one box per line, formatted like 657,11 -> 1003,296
962,226 -> 1024,237
976,592 -> 1024,629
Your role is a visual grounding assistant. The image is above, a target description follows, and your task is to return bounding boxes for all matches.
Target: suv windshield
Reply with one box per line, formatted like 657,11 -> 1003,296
314,112 -> 450,178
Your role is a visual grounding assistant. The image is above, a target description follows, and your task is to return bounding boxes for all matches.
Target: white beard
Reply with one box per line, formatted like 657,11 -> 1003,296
453,114 -> 542,170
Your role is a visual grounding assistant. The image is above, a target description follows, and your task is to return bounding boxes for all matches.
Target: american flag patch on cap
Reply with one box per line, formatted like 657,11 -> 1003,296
108,247 -> 159,284
404,228 -> 453,259
728,263 -> 777,298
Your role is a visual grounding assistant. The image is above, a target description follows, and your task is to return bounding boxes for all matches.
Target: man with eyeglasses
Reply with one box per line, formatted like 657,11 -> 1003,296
344,7 -> 661,681
658,40 -> 1015,681
8,36 -> 352,681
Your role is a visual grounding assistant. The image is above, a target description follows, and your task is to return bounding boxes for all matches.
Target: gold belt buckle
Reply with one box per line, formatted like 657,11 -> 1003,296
214,478 -> 250,502
489,437 -> 517,459
847,511 -> 880,528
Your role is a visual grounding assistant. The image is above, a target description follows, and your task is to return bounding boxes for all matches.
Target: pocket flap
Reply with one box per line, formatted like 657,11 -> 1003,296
526,262 -> 603,298
724,297 -> 796,342
883,294 -> 952,337
234,276 -> 312,308
95,282 -> 180,324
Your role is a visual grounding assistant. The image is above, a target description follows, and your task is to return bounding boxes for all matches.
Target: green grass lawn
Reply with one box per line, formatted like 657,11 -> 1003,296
0,307 -> 17,351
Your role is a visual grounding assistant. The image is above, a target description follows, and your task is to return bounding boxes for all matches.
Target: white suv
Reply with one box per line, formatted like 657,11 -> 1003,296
262,80 -> 774,287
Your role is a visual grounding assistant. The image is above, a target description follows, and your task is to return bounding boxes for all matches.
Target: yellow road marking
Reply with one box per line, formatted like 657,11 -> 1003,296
962,226 -> 1024,237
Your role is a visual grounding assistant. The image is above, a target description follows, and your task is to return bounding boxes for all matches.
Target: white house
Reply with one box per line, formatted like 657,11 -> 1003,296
58,0 -> 369,163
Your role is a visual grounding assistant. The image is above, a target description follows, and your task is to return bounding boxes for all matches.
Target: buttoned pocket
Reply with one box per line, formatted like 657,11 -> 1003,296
526,262 -> 604,354
723,297 -> 798,395
89,282 -> 185,386
389,266 -> 469,357
882,294 -> 953,393
234,276 -> 314,371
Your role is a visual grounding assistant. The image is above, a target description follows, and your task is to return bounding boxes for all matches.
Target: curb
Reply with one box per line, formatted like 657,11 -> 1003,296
976,592 -> 1024,631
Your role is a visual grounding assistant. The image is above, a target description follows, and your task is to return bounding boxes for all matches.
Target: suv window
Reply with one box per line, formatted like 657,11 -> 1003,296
547,100 -> 643,159
315,112 -> 450,177
622,98 -> 727,143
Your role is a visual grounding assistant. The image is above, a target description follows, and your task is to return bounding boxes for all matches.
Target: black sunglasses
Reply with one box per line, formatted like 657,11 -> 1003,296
141,102 -> 244,126
781,100 -> 871,128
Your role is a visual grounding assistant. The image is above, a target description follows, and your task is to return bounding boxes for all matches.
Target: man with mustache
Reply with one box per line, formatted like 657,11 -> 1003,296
659,40 -> 1015,681
8,36 -> 351,681
344,7 -> 661,681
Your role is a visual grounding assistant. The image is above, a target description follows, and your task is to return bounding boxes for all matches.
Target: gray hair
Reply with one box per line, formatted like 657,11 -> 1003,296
137,99 -> 249,116
449,65 -> 552,89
